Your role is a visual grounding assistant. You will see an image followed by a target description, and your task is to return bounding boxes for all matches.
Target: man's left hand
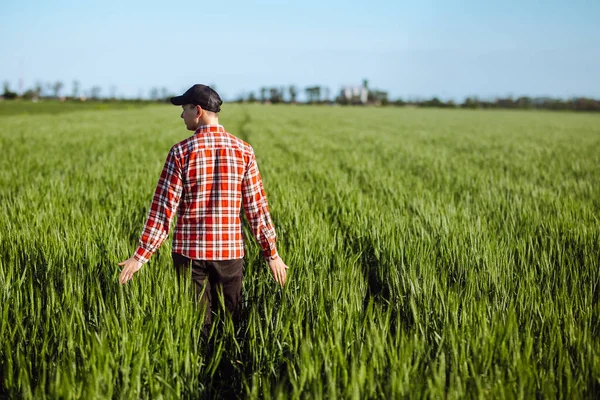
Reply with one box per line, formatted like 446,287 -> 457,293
268,256 -> 289,287
118,256 -> 143,284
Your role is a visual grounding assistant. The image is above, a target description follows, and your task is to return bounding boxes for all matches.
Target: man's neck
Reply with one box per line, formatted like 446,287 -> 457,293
193,123 -> 223,133
199,118 -> 219,127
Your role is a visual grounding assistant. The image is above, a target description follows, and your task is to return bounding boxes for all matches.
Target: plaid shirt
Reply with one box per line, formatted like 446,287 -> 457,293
134,124 -> 278,263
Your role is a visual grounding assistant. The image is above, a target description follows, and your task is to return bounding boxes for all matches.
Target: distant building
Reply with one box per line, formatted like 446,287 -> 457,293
340,86 -> 369,104
338,79 -> 388,105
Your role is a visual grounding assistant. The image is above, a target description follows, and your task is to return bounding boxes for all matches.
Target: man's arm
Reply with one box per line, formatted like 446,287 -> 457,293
119,147 -> 183,284
241,150 -> 289,286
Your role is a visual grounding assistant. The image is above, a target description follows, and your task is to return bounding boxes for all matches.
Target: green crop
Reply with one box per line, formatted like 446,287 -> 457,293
1,104 -> 599,398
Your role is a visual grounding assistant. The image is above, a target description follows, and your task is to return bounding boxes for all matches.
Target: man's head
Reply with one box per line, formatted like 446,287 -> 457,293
170,84 -> 222,131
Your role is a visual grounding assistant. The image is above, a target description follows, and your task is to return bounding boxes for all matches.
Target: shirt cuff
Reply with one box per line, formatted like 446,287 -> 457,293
262,247 -> 278,260
134,246 -> 152,264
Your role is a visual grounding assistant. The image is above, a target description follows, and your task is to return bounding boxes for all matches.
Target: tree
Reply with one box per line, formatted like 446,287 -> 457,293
110,85 -> 118,100
90,86 -> 102,100
304,87 -> 312,103
247,91 -> 257,103
323,87 -> 330,103
52,81 -> 64,98
269,88 -> 277,103
269,87 -> 284,104
22,89 -> 37,100
372,90 -> 388,105
420,97 -> 444,108
336,91 -> 349,105
288,85 -> 297,104
260,87 -> 267,103
280,86 -> 286,103
2,81 -> 17,100
495,97 -> 515,109
149,87 -> 159,101
305,86 -> 321,103
72,80 -> 80,99
462,97 -> 479,109
571,98 -> 600,111
516,96 -> 532,109
45,82 -> 54,97
34,82 -> 42,98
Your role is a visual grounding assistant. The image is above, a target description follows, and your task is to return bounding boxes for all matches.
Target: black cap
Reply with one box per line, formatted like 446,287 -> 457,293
170,84 -> 223,113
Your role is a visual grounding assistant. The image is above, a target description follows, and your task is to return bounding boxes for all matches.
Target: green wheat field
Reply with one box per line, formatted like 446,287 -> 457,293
1,103 -> 599,398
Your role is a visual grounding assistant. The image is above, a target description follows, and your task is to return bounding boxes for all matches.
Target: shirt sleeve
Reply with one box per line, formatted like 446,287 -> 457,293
241,150 -> 278,259
134,146 -> 184,264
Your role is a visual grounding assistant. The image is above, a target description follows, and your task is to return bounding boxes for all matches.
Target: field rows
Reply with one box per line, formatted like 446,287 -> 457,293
1,104 -> 599,398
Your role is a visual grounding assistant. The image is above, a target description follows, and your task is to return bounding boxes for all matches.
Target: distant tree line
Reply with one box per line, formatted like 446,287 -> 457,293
235,82 -> 600,112
445,96 -> 600,112
0,80 -> 175,103
2,80 -> 599,112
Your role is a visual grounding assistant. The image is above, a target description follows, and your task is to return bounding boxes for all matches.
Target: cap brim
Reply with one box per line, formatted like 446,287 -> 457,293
170,95 -> 185,105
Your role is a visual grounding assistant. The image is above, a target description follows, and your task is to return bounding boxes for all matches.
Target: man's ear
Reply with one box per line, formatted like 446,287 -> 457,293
196,105 -> 202,117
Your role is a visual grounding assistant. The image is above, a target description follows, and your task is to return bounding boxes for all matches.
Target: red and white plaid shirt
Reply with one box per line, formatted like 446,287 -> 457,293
134,124 -> 277,264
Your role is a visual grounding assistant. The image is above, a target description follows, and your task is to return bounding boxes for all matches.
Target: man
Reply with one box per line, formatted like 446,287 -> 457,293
118,84 -> 289,327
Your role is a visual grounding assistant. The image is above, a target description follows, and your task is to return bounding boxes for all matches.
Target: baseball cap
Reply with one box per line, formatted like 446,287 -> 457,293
170,84 -> 223,113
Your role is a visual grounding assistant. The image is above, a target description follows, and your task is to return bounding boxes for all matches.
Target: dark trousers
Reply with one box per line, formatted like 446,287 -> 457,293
172,253 -> 243,333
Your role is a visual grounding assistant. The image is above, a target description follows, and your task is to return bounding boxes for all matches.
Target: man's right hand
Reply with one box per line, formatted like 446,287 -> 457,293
268,256 -> 289,286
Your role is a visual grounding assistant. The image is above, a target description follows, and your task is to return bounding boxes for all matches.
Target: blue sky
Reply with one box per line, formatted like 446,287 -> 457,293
1,0 -> 599,101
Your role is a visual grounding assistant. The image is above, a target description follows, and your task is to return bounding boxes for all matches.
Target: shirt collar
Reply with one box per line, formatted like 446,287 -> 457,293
195,124 -> 225,135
